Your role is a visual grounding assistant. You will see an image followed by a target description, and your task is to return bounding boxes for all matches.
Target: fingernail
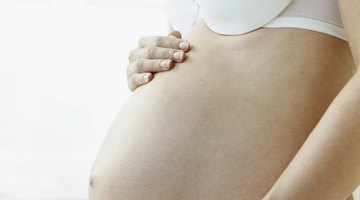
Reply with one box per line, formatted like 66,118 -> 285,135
144,74 -> 151,82
179,42 -> 189,51
173,51 -> 184,61
160,60 -> 169,69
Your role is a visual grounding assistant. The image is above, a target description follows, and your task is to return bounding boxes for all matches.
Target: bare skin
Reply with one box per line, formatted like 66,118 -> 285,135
126,31 -> 190,92
89,19 -> 356,200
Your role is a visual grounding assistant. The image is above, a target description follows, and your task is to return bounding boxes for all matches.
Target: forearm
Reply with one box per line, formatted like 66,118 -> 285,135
262,71 -> 360,200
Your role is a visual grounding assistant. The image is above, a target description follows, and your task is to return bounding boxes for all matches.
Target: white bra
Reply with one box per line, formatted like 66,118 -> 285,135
167,0 -> 347,41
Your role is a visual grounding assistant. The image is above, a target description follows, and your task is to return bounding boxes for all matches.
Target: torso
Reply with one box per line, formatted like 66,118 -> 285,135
89,19 -> 356,200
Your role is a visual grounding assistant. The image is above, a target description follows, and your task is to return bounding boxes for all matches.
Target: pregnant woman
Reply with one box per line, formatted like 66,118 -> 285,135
89,0 -> 360,199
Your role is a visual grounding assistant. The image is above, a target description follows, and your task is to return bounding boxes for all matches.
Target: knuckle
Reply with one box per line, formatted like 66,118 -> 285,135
137,37 -> 145,47
153,36 -> 162,46
137,48 -> 144,59
127,63 -> 135,77
144,46 -> 154,58
128,75 -> 138,91
128,49 -> 135,61
126,64 -> 131,76
135,60 -> 143,72
127,78 -> 134,91
168,49 -> 175,58
129,84 -> 135,92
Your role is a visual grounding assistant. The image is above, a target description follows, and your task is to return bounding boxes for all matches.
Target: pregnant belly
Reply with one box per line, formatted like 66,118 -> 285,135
89,29 -> 355,200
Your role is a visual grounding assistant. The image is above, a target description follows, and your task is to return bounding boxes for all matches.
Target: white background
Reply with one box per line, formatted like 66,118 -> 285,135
0,0 -> 359,199
0,0 -> 168,199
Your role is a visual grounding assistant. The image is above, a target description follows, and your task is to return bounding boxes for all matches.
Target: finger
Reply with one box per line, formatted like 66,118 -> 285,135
138,36 -> 190,51
168,30 -> 182,39
137,46 -> 185,62
128,59 -> 173,76
128,48 -> 138,62
128,73 -> 153,92
129,47 -> 183,62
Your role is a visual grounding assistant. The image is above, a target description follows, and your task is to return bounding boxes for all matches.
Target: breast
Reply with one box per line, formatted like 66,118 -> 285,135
197,0 -> 292,35
168,0 -> 293,35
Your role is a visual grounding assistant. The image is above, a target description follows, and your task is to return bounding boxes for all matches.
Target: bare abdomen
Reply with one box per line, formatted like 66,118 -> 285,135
89,24 -> 355,200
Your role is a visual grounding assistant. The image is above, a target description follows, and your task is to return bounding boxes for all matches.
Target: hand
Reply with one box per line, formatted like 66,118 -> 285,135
126,31 -> 191,92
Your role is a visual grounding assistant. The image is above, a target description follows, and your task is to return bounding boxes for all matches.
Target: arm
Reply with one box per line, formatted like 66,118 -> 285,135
262,72 -> 360,199
262,0 -> 360,199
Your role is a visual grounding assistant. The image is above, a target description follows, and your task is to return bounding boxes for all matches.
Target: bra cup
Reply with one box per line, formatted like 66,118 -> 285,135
167,0 -> 347,41
198,0 -> 293,35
